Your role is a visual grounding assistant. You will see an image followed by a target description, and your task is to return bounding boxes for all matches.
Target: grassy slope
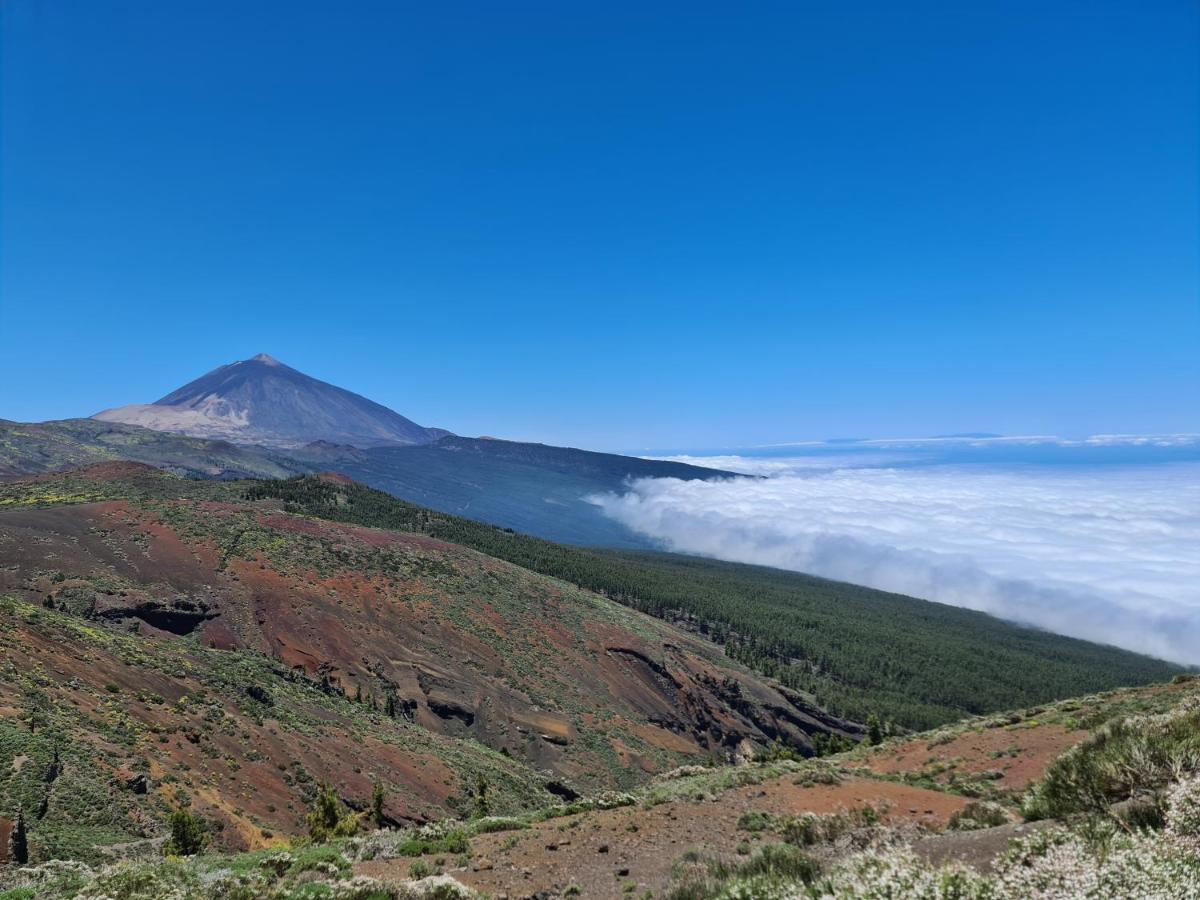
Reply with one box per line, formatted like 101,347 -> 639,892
242,476 -> 1183,730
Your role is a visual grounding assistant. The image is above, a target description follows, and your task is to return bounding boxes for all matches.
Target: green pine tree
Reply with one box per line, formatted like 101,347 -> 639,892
162,808 -> 206,857
371,780 -> 386,828
867,713 -> 883,746
472,775 -> 491,819
306,782 -> 358,842
10,811 -> 28,865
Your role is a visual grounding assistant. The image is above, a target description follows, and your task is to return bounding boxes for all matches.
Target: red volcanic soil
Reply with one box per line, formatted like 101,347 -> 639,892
863,724 -> 1086,790
360,774 -> 970,899
0,818 -> 11,864
314,471 -> 358,486
0,617 -> 463,850
0,481 -> 862,851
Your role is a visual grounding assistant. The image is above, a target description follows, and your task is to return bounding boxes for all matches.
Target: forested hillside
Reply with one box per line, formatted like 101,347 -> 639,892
287,435 -> 736,546
246,476 -> 1183,729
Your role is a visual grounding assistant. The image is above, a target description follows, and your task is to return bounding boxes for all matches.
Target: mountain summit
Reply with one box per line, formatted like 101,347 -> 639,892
94,354 -> 445,448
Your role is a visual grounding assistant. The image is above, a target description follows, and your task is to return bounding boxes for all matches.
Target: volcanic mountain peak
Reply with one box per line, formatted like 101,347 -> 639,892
93,353 -> 446,449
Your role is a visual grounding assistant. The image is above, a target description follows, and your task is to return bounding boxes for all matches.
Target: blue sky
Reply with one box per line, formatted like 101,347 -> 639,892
2,1 -> 1196,450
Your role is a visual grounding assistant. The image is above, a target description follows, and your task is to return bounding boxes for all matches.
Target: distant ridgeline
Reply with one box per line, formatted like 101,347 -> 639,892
246,475 -> 1183,730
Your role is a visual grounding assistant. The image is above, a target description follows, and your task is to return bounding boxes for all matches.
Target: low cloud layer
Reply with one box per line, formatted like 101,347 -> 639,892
591,458 -> 1200,664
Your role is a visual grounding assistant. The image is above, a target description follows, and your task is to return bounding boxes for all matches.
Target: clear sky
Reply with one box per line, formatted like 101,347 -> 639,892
2,1 -> 1196,450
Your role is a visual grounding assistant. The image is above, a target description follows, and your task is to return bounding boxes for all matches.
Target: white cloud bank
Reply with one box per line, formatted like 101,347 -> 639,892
590,459 -> 1200,664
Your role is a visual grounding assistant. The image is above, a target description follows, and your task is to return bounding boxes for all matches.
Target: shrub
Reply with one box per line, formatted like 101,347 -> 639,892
947,801 -> 1008,831
409,859 -> 432,878
470,776 -> 490,819
738,843 -> 821,882
778,805 -> 883,848
736,810 -> 772,833
1023,701 -> 1200,820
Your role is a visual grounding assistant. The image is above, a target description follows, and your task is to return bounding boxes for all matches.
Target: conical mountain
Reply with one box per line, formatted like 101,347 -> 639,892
94,353 -> 445,448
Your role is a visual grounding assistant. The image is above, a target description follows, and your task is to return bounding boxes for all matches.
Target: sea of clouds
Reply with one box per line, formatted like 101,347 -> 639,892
590,451 -> 1200,664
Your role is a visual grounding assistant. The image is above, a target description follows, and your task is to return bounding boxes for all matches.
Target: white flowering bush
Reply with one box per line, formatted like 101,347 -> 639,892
468,814 -> 528,834
654,764 -> 715,781
677,770 -> 1200,899
412,819 -> 465,842
345,826 -> 415,861
807,774 -> 1200,899
1165,774 -> 1200,850
257,849 -> 294,877
397,874 -> 480,899
0,858 -> 94,896
71,859 -> 199,900
810,849 -> 990,900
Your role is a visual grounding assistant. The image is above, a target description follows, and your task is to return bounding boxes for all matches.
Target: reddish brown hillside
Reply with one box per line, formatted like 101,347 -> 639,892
0,467 -> 859,857
0,496 -> 855,780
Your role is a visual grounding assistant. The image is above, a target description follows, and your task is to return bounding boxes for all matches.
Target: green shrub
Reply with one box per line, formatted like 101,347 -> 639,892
741,843 -> 820,880
395,830 -> 470,857
947,801 -> 1007,831
1023,702 -> 1200,820
409,859 -> 432,878
736,810 -> 772,833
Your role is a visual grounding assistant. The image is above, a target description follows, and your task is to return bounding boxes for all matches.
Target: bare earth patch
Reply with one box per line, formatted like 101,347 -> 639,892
358,774 -> 969,899
863,723 -> 1086,789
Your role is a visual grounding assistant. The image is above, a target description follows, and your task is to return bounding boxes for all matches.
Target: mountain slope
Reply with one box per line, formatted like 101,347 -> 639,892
243,475 -> 1184,729
0,418 -> 305,480
0,464 -> 858,855
290,436 -> 740,546
1,419 -> 740,548
7,672 -> 1196,895
94,354 -> 443,448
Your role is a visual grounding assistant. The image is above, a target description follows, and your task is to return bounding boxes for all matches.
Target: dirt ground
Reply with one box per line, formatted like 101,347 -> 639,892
862,723 -> 1086,789
359,775 -> 970,899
